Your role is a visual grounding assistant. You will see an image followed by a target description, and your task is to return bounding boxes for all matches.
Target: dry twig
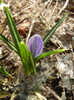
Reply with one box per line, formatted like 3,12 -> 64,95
57,0 -> 69,15
13,1 -> 38,17
26,0 -> 52,44
45,86 -> 62,100
51,0 -> 58,16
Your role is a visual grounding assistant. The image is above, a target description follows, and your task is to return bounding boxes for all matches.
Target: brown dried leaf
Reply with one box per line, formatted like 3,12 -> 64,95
0,19 -> 7,33
18,21 -> 30,37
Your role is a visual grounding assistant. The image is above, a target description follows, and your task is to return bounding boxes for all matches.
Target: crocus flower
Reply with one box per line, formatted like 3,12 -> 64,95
0,3 -> 9,10
28,35 -> 43,58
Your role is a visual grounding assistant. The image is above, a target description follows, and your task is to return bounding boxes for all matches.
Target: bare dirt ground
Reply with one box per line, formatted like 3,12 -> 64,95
0,0 -> 74,100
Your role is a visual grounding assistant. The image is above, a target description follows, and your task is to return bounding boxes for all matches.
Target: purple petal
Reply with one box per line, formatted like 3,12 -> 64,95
28,35 -> 43,58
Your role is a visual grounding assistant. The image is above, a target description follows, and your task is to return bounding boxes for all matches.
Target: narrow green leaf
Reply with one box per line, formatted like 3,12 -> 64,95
29,51 -> 37,75
5,7 -> 21,53
5,8 -> 21,42
43,14 -> 68,45
0,34 -> 18,53
0,63 -> 14,79
35,49 -> 65,61
0,0 -> 3,4
19,42 -> 30,76
19,42 -> 37,76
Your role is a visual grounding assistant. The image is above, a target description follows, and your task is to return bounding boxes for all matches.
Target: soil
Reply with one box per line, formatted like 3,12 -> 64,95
0,0 -> 74,100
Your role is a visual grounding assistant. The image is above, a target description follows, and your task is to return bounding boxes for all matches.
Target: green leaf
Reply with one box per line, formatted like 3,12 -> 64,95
35,49 -> 65,61
19,42 -> 30,76
5,7 -> 21,53
0,34 -> 18,53
43,14 -> 68,45
0,0 -> 3,4
19,42 -> 37,76
0,62 -> 14,79
29,51 -> 37,75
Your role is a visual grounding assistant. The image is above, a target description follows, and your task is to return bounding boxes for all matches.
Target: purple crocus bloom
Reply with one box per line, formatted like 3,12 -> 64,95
28,35 -> 43,58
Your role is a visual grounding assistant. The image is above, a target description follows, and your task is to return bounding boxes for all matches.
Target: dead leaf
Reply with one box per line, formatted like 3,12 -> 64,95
0,19 -> 7,33
27,92 -> 47,100
18,21 -> 30,37
56,53 -> 74,90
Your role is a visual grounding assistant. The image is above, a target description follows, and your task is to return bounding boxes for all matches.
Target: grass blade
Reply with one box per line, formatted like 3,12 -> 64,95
43,14 -> 68,45
0,34 -> 18,53
35,49 -> 65,61
5,7 -> 21,53
29,51 -> 37,75
5,7 -> 21,42
0,62 -> 14,79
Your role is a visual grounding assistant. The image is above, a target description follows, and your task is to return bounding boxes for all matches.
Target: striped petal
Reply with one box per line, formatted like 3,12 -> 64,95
28,35 -> 43,58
